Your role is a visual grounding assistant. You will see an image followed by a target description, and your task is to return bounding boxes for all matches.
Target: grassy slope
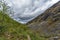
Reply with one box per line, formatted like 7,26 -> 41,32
0,11 -> 47,40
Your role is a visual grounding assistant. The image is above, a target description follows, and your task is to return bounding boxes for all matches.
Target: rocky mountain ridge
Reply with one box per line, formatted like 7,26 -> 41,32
27,1 -> 60,39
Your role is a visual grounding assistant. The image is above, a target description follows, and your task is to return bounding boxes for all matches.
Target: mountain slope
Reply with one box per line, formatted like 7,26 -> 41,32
27,1 -> 60,39
0,11 -> 47,40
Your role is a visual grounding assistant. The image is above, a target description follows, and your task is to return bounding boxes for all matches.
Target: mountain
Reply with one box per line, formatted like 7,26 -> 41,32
0,11 -> 47,40
27,1 -> 60,39
0,1 -> 60,40
4,0 -> 60,24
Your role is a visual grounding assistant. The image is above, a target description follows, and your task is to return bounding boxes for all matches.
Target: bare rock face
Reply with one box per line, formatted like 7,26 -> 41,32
27,1 -> 60,38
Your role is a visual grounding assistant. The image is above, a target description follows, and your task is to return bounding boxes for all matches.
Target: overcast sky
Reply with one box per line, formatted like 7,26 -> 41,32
2,0 -> 60,24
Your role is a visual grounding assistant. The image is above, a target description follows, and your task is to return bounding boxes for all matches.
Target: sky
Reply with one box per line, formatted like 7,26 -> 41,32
1,0 -> 60,24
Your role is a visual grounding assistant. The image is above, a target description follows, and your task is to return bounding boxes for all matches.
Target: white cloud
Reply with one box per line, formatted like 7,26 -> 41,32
3,0 -> 60,24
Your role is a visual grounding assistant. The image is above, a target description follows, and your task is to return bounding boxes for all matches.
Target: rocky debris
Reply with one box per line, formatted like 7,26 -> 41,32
49,36 -> 60,40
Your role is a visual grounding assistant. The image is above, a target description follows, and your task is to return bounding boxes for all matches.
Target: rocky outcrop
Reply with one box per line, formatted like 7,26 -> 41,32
27,1 -> 60,38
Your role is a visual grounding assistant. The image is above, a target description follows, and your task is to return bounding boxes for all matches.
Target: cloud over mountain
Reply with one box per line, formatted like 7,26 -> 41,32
3,0 -> 60,24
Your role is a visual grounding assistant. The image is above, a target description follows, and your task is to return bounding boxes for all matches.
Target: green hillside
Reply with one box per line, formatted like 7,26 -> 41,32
0,11 -> 47,40
0,1 -> 46,40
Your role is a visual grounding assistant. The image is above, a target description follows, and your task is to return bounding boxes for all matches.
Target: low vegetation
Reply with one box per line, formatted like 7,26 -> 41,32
0,11 -> 48,40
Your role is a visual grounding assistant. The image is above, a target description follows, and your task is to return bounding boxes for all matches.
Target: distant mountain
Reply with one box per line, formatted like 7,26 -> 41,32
27,1 -> 60,39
